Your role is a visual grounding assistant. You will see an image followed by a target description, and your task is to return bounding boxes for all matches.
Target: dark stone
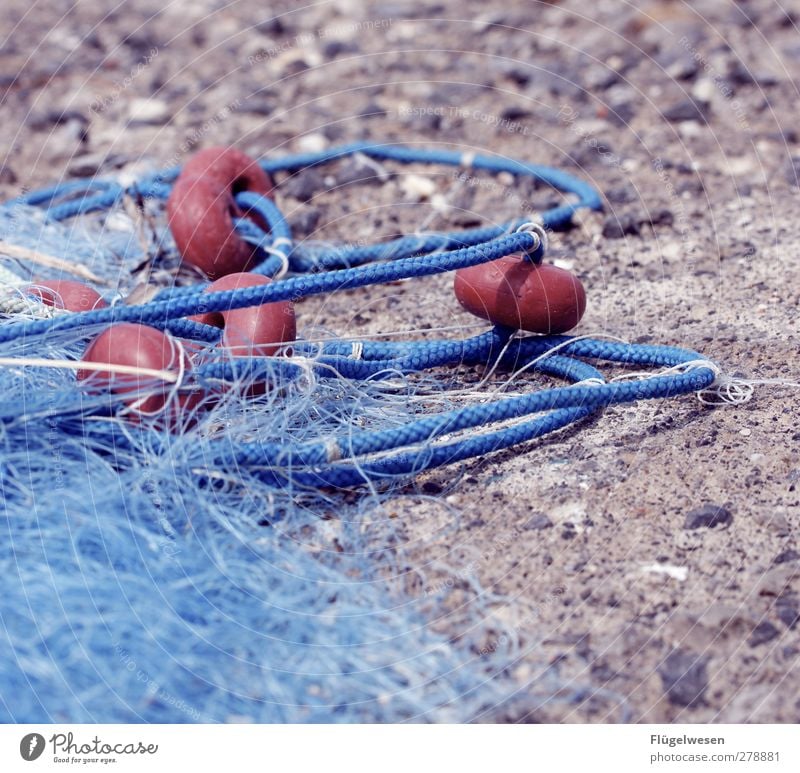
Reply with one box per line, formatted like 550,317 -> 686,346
500,105 -> 531,122
122,30 -> 161,56
28,109 -> 89,130
776,598 -> 800,630
357,102 -> 387,119
661,99 -> 709,123
658,650 -> 709,708
667,56 -> 700,81
683,504 -> 733,530
605,185 -> 637,204
68,153 -> 130,177
524,513 -> 553,531
748,621 -> 780,647
255,17 -> 286,35
239,95 -> 276,116
323,40 -> 359,59
582,65 -> 621,91
282,59 -> 309,76
647,208 -> 674,226
601,212 -> 641,239
606,101 -> 636,127
335,158 -> 384,187
289,208 -> 320,235
774,549 -> 800,565
282,169 -> 326,202
503,66 -> 533,87
786,157 -> 800,187
727,60 -> 780,88
0,164 -> 17,184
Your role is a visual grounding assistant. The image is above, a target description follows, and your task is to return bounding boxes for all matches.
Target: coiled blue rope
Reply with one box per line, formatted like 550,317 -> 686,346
1,142 -> 716,488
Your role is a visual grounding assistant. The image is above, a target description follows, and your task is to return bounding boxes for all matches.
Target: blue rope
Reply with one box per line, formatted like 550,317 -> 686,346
0,142 -> 716,488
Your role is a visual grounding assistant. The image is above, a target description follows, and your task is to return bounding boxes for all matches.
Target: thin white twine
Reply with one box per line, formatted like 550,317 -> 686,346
0,356 -> 178,383
262,237 -> 292,279
352,152 -> 391,182
0,290 -> 60,318
118,335 -> 188,417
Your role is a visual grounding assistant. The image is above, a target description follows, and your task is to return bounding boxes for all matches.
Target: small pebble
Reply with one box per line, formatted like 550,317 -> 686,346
289,208 -> 321,234
774,549 -> 800,565
524,513 -> 553,531
776,597 -> 800,629
658,649 -> 709,708
401,174 -> 437,201
683,504 -> 733,530
297,133 -> 327,154
602,212 -> 641,238
336,158 -> 384,186
691,78 -> 717,104
283,169 -> 326,202
748,621 -> 780,647
128,98 -> 170,125
662,99 -> 709,124
0,165 -> 17,184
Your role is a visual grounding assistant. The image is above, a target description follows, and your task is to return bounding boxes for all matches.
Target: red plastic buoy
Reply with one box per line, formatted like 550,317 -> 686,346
167,147 -> 275,279
78,323 -> 194,418
191,272 -> 296,357
453,255 -> 586,334
27,279 -> 107,312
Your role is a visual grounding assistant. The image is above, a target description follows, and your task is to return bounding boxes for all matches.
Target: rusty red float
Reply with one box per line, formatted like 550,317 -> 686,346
167,146 -> 275,279
28,279 -> 107,312
192,271 -> 296,357
78,323 -> 194,419
453,255 -> 586,334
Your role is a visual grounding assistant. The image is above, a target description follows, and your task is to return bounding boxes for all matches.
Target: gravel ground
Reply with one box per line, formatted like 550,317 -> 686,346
2,0 -> 799,722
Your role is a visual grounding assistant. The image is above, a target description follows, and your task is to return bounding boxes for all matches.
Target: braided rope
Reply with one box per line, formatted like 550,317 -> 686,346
0,142 -> 718,487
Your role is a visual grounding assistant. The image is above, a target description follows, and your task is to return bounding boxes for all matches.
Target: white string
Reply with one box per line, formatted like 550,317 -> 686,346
325,437 -> 342,462
459,152 -> 476,168
261,237 -> 292,279
0,356 -> 178,382
352,152 -> 391,182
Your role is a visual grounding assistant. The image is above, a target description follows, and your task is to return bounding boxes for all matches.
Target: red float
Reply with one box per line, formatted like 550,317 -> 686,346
167,146 -> 275,279
78,323 -> 197,420
27,279 -> 107,312
454,255 -> 586,334
192,272 -> 296,357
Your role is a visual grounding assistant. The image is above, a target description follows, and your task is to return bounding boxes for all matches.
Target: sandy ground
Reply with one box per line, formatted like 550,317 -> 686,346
1,0 -> 799,722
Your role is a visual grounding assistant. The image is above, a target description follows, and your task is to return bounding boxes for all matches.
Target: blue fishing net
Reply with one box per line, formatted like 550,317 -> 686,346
0,142 -> 715,722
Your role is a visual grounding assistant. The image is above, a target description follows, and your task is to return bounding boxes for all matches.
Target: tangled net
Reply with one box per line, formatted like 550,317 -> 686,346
0,143 -> 716,722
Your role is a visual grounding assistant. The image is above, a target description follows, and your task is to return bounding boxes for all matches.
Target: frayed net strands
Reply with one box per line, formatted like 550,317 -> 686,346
0,142 -> 721,722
